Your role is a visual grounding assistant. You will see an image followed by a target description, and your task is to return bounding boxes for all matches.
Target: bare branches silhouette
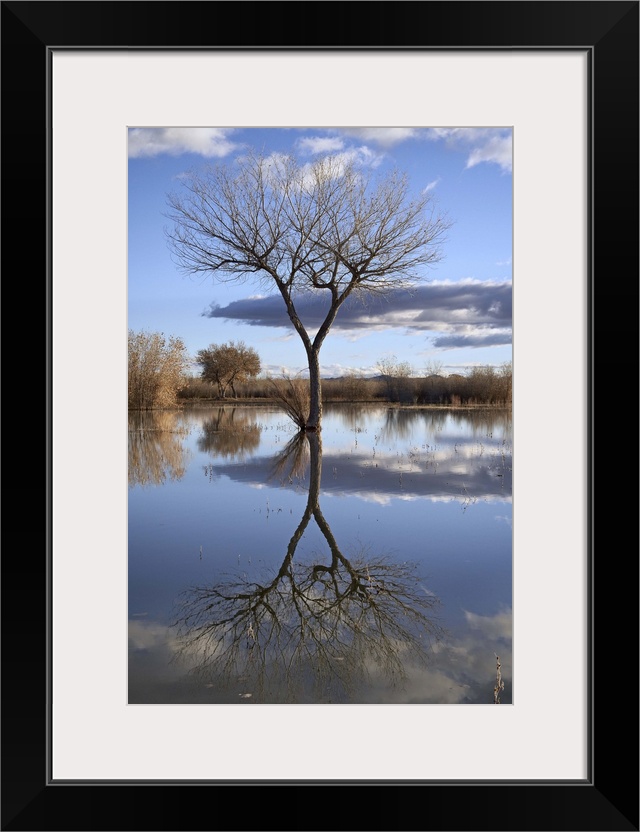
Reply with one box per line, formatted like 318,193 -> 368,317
172,431 -> 444,701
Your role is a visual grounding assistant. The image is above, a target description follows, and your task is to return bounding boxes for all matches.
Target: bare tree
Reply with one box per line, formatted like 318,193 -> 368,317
166,151 -> 451,430
423,359 -> 444,377
376,354 -> 414,402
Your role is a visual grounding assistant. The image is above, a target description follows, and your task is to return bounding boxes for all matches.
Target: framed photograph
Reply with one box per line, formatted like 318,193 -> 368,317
3,1 -> 637,830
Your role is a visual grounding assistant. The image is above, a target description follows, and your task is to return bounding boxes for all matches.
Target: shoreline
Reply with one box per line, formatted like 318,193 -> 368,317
133,399 -> 511,412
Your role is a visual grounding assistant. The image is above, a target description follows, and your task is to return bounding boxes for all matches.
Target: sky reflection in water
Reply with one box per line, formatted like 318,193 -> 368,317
128,405 -> 512,704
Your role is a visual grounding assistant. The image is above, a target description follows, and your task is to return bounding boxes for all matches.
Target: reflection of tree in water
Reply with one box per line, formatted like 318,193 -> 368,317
197,407 -> 261,460
379,407 -> 511,444
268,429 -> 310,487
323,403 -> 385,431
128,410 -> 191,487
173,431 -> 444,702
381,407 -> 448,441
445,407 -> 512,438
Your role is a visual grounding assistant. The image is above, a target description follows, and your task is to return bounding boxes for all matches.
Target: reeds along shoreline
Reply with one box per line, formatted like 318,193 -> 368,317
175,369 -> 512,409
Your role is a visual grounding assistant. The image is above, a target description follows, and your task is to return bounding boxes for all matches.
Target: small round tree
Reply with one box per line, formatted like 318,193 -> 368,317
196,340 -> 261,398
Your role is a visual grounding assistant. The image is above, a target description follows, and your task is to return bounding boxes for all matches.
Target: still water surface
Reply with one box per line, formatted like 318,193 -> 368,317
128,404 -> 512,704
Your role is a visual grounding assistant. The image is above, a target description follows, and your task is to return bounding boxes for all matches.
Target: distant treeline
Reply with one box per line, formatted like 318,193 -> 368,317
178,365 -> 512,408
128,328 -> 512,411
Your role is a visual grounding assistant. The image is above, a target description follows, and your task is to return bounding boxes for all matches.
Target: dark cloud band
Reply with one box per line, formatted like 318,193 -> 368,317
202,280 -> 512,349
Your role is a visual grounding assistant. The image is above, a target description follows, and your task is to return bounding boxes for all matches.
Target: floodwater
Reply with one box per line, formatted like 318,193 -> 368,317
128,404 -> 512,704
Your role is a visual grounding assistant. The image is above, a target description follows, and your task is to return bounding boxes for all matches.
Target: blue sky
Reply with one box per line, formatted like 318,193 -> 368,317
128,127 -> 512,378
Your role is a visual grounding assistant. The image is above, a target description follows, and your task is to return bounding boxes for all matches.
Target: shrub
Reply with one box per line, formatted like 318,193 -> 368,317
128,330 -> 190,410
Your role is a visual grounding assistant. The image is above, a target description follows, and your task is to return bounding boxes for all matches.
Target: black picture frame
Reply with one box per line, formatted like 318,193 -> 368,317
2,2 -> 638,830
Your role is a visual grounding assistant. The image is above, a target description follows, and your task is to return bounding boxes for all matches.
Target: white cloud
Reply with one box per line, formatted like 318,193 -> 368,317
338,127 -> 419,147
494,514 -> 513,528
466,135 -> 513,173
426,127 -> 513,173
128,127 -> 239,158
263,363 -> 308,378
302,147 -> 385,181
354,606 -> 512,704
255,147 -> 384,194
464,608 -> 512,640
297,136 -> 345,155
423,177 -> 441,193
129,619 -> 179,651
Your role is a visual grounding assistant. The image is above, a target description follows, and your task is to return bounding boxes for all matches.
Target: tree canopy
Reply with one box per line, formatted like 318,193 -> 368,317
167,151 -> 451,428
196,340 -> 261,398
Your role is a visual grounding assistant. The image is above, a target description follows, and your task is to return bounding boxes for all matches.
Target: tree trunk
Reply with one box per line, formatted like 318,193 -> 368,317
306,347 -> 322,431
